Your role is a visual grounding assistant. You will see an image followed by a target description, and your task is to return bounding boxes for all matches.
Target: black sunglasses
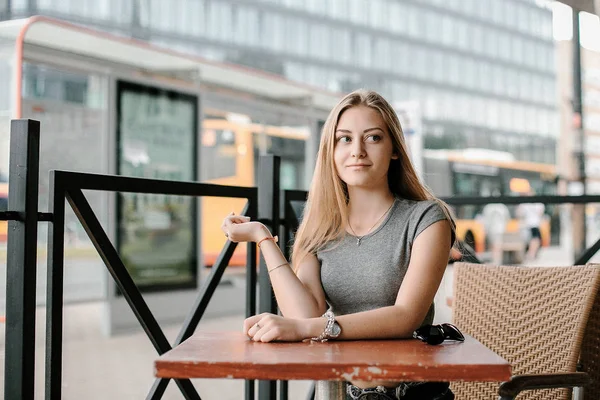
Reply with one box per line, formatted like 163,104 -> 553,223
413,323 -> 465,345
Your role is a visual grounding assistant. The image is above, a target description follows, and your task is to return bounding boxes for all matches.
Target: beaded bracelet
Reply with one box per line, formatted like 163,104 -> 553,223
257,235 -> 278,248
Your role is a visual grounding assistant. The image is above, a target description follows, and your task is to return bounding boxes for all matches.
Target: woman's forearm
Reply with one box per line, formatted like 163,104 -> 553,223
303,305 -> 419,340
259,240 -> 324,318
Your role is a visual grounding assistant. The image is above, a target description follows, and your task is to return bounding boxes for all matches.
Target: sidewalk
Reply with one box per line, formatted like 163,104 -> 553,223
0,302 -> 313,399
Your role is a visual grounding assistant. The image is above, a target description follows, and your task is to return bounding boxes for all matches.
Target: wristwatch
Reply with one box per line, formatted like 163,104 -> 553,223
312,310 -> 341,342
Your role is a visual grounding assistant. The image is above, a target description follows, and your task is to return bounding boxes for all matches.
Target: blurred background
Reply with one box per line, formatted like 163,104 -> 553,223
0,0 -> 598,398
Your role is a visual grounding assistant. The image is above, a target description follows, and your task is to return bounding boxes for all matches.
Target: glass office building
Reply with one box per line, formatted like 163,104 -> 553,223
4,0 -> 558,162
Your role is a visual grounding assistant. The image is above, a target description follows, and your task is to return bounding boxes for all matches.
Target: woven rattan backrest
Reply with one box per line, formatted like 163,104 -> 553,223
451,262 -> 600,400
581,263 -> 600,400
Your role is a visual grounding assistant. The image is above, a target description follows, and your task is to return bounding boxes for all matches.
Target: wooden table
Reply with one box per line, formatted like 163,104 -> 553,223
155,331 -> 511,399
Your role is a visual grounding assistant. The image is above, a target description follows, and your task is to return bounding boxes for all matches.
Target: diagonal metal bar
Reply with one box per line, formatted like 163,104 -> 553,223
65,187 -> 200,400
457,241 -> 481,264
173,239 -> 238,344
174,202 -> 249,345
575,235 -> 600,265
146,230 -> 239,400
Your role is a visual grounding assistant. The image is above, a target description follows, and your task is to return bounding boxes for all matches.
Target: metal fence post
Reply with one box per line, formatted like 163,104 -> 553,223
4,119 -> 40,400
257,155 -> 280,400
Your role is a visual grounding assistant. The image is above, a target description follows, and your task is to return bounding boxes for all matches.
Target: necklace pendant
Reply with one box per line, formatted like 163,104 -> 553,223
357,238 -> 361,246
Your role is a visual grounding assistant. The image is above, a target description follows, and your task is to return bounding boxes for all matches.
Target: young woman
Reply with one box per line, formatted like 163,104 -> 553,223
221,90 -> 456,400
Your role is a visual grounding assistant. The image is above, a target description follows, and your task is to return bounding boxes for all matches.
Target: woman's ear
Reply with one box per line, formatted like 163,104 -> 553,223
391,152 -> 399,160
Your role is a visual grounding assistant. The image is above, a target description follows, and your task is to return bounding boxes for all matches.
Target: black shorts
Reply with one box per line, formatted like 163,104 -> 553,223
530,227 -> 541,239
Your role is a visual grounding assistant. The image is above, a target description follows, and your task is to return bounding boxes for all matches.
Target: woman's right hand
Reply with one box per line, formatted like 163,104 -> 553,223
221,212 -> 272,243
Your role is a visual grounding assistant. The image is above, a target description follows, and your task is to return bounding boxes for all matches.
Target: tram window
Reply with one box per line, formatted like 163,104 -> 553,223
200,129 -> 237,180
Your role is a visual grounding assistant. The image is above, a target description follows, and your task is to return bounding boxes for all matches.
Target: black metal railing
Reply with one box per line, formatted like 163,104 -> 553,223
3,120 -> 262,400
5,118 -> 600,400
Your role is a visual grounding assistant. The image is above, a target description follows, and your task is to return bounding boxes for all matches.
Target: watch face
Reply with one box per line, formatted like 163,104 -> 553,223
331,321 -> 341,337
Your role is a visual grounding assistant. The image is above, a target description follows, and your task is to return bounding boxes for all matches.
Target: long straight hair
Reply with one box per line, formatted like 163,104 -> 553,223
291,89 -> 455,269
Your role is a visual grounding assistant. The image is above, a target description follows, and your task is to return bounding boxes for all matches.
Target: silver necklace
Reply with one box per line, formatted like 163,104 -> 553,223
348,201 -> 395,246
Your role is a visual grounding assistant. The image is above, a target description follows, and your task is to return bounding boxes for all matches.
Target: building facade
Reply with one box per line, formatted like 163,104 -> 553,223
3,0 -> 558,163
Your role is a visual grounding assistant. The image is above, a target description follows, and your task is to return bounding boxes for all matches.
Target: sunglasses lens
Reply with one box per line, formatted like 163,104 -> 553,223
425,326 -> 445,345
442,324 -> 465,341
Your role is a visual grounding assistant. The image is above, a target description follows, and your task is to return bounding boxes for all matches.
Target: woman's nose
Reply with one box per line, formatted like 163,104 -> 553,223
351,141 -> 365,158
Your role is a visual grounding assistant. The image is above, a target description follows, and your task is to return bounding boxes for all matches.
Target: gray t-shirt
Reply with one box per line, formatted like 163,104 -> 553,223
317,198 -> 453,327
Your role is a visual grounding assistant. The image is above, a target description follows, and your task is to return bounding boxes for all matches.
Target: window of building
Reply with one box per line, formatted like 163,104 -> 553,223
368,0 -> 387,28
487,99 -> 500,129
517,4 -> 530,34
234,7 -> 259,46
456,20 -> 469,50
392,81 -> 408,103
474,96 -> 486,126
407,4 -> 421,38
499,33 -> 511,61
512,37 -> 524,65
355,33 -> 372,68
184,0 -> 206,37
413,48 -> 427,79
441,15 -> 454,47
472,24 -> 484,55
492,65 -> 504,96
286,18 -> 308,56
464,58 -> 477,89
374,38 -> 392,72
349,0 -> 368,25
432,51 -> 445,83
389,1 -> 407,34
448,55 -> 460,85
485,29 -> 498,59
478,61 -> 490,92
499,101 -> 512,131
263,13 -> 286,52
307,0 -> 327,14
490,0 -> 504,25
329,0 -> 349,20
309,24 -> 331,60
392,41 -> 409,76
422,87 -> 439,120
206,2 -> 233,42
524,40 -> 536,68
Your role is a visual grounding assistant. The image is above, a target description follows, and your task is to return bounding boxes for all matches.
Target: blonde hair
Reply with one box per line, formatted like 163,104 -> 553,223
291,89 -> 455,269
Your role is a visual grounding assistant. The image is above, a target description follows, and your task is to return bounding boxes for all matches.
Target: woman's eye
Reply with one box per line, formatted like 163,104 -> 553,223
337,136 -> 351,143
366,135 -> 382,142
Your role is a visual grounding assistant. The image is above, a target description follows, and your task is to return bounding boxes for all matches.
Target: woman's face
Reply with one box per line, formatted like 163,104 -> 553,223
333,106 -> 398,189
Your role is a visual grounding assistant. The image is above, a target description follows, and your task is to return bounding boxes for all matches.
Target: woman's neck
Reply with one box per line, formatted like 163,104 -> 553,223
347,187 -> 396,223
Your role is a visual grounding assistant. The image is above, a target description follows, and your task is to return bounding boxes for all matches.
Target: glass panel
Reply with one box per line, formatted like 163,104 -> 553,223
117,80 -> 197,291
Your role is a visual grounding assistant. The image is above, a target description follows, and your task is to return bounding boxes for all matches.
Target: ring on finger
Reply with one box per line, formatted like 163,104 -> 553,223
225,232 -> 229,238
255,323 -> 261,329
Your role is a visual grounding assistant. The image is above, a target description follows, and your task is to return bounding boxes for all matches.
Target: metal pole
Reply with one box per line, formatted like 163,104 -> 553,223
314,381 -> 346,400
572,9 -> 588,257
573,10 -> 585,191
4,119 -> 40,400
257,155 -> 280,400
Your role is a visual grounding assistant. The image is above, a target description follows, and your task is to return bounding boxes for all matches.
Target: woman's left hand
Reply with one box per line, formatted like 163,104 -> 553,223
243,313 -> 308,342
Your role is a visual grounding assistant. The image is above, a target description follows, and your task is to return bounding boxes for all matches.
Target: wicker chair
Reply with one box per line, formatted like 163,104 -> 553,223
450,262 -> 600,400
